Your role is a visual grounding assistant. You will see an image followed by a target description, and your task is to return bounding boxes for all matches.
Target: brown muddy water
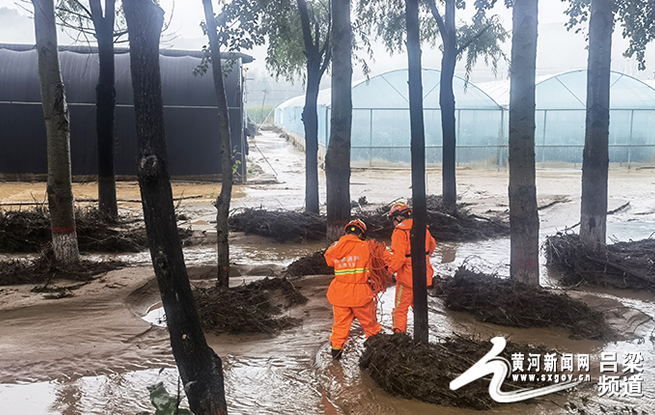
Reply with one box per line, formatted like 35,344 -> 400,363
2,130 -> 655,414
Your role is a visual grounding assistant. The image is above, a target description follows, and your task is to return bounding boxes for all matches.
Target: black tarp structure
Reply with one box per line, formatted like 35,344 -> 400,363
0,43 -> 253,181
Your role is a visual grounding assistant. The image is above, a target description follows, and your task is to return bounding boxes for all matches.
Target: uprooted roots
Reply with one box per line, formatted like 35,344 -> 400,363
195,277 -> 308,334
545,233 -> 655,291
229,196 -> 508,243
360,333 -> 554,410
0,207 -> 192,253
434,267 -> 613,340
284,250 -> 332,278
0,247 -> 126,286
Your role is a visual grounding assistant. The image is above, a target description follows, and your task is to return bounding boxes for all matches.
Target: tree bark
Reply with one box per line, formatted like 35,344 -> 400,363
123,1 -> 228,414
326,0 -> 352,241
405,0 -> 428,345
298,0 -> 324,214
92,0 -> 118,220
508,0 -> 539,286
440,0 -> 457,209
202,0 -> 234,290
32,0 -> 80,266
580,0 -> 612,252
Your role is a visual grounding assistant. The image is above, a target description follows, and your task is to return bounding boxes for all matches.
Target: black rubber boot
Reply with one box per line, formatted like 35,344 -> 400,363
331,348 -> 343,360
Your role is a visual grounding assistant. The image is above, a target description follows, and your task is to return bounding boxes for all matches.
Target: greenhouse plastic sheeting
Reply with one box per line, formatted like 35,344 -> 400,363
275,69 -> 655,168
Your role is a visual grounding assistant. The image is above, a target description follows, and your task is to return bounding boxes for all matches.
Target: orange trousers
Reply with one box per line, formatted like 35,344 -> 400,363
392,283 -> 413,333
330,301 -> 381,350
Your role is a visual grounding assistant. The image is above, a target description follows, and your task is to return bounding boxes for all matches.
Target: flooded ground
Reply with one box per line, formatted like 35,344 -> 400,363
1,129 -> 655,414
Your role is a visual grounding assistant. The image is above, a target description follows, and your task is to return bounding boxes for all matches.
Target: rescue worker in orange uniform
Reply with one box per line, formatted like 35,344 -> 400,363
324,219 -> 382,360
386,202 -> 436,333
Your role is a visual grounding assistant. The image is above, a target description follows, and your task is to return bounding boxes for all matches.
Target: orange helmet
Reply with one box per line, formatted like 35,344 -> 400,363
345,219 -> 367,237
388,202 -> 412,220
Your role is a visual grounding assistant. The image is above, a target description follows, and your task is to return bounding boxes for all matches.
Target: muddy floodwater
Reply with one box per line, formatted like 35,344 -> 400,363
2,130 -> 655,414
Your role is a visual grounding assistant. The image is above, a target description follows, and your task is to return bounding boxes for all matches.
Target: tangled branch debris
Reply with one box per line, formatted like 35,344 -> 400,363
545,233 -> 655,291
360,333 -> 554,410
229,208 -> 326,242
195,277 -> 308,334
359,195 -> 509,241
0,247 -> 125,286
284,249 -> 333,277
230,196 -> 508,243
434,267 -> 613,340
0,207 -> 192,253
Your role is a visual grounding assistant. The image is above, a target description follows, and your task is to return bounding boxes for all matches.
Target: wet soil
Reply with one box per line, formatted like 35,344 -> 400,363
434,267 -> 615,340
545,233 -> 655,292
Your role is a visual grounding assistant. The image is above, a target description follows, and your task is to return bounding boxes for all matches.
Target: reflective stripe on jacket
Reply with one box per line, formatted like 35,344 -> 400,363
324,234 -> 373,307
386,218 -> 436,288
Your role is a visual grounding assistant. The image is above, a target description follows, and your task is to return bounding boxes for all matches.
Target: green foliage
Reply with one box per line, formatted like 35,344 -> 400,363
147,382 -> 193,415
357,0 -> 508,79
195,0 -> 266,76
564,0 -> 655,71
55,0 -> 128,43
263,0 -> 331,84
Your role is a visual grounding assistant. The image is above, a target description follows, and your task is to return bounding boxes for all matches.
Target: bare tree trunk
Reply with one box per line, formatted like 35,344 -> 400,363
580,0 -> 612,252
202,0 -> 234,290
509,0 -> 539,286
405,0 -> 428,345
123,1 -> 228,413
440,0 -> 457,209
92,0 -> 118,220
32,0 -> 80,266
326,0 -> 352,241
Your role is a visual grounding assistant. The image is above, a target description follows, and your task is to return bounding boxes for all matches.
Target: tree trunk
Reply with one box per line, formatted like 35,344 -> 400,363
123,1 -> 228,414
303,71 -> 321,214
580,0 -> 612,252
326,0 -> 352,241
298,0 -> 321,214
95,12 -> 118,220
440,0 -> 457,210
202,0 -> 234,290
508,0 -> 539,286
32,0 -> 80,266
405,0 -> 428,345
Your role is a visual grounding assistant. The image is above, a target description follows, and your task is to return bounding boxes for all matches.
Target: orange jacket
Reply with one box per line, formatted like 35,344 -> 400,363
324,234 -> 374,307
386,218 -> 436,288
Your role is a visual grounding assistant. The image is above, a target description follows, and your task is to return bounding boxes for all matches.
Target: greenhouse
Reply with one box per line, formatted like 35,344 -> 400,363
0,44 -> 252,180
275,68 -> 655,168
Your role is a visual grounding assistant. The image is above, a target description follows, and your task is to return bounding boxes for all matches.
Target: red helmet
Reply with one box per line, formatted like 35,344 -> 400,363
345,219 -> 367,236
388,202 -> 412,220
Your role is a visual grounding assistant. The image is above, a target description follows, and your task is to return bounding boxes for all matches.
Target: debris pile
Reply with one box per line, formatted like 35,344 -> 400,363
0,207 -> 192,253
545,233 -> 655,291
360,333 -> 553,410
195,277 -> 308,334
284,249 -> 333,277
0,246 -> 125,286
230,208 -> 326,242
435,266 -> 614,340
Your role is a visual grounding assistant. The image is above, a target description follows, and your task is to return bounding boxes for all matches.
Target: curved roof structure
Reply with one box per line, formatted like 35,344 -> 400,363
536,69 -> 655,110
277,68 -> 502,110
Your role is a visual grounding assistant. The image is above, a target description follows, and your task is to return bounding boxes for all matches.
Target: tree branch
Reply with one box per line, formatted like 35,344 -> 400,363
427,0 -> 446,39
457,21 -> 493,56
